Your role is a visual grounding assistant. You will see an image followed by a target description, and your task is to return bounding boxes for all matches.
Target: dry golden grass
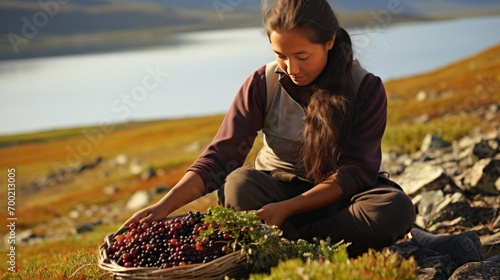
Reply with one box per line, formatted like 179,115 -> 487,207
383,43 -> 500,152
0,115 -> 224,234
0,115 -> 224,171
386,44 -> 499,119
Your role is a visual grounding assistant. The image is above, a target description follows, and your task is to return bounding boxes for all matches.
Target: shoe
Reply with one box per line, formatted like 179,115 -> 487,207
409,228 -> 484,266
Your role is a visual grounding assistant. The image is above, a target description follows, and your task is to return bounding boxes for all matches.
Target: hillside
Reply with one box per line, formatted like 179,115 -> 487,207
0,43 -> 498,233
1,0 -> 499,60
0,0 -> 261,60
383,44 -> 500,153
0,43 -> 499,278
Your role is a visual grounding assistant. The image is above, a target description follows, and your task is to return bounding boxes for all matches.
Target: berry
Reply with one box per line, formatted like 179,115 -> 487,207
107,212 -> 229,269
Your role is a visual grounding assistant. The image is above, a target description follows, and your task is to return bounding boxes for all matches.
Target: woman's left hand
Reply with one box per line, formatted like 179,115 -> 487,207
256,202 -> 290,227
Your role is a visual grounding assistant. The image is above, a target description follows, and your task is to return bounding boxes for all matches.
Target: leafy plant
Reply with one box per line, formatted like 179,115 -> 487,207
200,206 -> 342,274
249,247 -> 417,280
200,207 -> 416,279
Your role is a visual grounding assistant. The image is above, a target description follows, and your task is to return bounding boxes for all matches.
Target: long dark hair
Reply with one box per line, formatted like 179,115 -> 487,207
262,0 -> 357,184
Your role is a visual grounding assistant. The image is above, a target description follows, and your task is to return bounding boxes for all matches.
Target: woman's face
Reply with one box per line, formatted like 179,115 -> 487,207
270,29 -> 335,87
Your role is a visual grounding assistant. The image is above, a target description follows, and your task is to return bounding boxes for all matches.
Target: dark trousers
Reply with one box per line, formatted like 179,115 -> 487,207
217,166 -> 416,257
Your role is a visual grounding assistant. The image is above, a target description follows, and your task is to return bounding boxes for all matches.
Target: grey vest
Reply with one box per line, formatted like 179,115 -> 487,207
254,60 -> 368,178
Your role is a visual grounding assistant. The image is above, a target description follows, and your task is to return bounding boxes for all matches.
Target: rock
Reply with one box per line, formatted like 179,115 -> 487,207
415,215 -> 427,229
156,168 -> 165,176
414,248 -> 457,280
129,163 -> 143,175
488,255 -> 500,263
154,184 -> 170,194
86,204 -> 99,217
69,210 -> 80,219
414,114 -> 430,124
420,134 -> 450,153
390,241 -> 456,280
415,190 -> 446,229
185,141 -> 202,153
73,220 -> 102,234
484,193 -> 500,204
381,152 -> 411,176
412,193 -> 423,206
489,140 -> 499,151
391,235 -> 500,280
493,215 -> 500,231
417,190 -> 445,216
455,134 -> 482,153
126,191 -> 151,211
473,140 -> 497,159
389,241 -> 421,258
394,162 -> 453,196
76,156 -> 103,173
427,217 -> 466,233
471,224 -> 493,236
75,203 -> 86,212
140,167 -> 156,181
441,161 -> 461,176
468,200 -> 499,227
425,192 -> 475,230
435,192 -> 467,213
103,184 -> 117,196
481,232 -> 500,258
463,159 -> 500,195
415,254 -> 456,280
453,135 -> 483,168
17,230 -> 36,244
416,267 -> 447,280
416,90 -> 428,101
449,261 -> 500,280
115,154 -> 128,165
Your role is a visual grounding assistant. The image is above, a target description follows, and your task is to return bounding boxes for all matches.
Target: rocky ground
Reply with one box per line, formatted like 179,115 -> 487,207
383,127 -> 500,279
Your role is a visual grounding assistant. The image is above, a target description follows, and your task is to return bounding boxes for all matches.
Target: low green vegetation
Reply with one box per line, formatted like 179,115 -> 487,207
250,247 -> 416,280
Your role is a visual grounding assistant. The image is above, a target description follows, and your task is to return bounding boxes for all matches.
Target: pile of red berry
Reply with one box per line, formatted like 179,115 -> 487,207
106,211 -> 231,269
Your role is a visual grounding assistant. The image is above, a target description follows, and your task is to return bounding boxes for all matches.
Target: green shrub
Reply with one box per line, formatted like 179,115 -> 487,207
250,246 -> 416,280
201,206 -> 342,274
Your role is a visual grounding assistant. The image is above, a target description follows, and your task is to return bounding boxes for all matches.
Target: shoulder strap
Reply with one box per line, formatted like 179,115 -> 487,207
264,59 -> 369,108
352,59 -> 369,92
265,61 -> 280,114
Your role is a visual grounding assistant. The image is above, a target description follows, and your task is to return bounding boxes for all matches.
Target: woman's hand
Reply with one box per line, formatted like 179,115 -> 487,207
119,171 -> 206,230
119,203 -> 168,230
256,201 -> 290,227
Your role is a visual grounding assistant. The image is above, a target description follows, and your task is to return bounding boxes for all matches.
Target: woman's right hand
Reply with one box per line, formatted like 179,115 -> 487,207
118,171 -> 206,231
119,202 -> 169,230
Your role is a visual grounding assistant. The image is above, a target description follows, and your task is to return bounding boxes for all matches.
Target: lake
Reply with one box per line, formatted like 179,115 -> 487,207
1,16 -> 499,135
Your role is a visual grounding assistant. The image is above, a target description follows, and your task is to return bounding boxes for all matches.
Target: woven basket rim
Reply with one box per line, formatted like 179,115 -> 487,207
98,213 -> 248,279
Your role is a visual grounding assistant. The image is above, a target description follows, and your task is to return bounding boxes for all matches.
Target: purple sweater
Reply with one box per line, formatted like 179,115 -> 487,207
187,63 -> 387,200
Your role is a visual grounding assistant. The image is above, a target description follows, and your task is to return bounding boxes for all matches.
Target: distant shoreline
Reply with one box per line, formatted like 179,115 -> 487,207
1,10 -> 499,62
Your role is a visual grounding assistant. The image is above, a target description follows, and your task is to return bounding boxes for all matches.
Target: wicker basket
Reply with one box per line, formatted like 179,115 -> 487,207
98,216 -> 249,280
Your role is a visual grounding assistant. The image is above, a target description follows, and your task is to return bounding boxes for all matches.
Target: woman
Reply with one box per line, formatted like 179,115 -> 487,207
122,0 -> 415,257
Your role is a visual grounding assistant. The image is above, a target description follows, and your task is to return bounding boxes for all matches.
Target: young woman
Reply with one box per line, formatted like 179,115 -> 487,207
122,0 -> 415,257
